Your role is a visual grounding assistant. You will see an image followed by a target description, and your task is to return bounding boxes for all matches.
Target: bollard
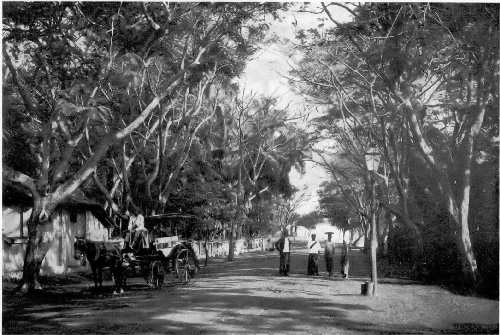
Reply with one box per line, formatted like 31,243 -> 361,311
361,281 -> 374,296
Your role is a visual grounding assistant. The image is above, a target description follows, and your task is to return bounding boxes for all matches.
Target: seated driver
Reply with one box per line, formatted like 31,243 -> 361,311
131,213 -> 149,251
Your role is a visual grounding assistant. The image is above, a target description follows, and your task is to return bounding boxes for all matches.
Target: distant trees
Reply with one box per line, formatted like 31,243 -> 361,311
292,3 -> 498,291
295,211 -> 322,230
221,96 -> 312,260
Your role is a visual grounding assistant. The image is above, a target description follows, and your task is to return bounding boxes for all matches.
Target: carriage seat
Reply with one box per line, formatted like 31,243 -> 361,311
154,236 -> 180,258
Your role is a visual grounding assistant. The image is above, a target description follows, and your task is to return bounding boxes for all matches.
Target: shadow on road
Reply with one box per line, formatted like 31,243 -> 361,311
3,250 -> 498,335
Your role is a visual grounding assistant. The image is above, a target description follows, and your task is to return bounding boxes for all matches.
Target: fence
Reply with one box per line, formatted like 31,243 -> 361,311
190,237 -> 265,259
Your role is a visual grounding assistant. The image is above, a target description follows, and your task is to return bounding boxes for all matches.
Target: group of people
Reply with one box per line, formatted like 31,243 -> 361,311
274,230 -> 349,278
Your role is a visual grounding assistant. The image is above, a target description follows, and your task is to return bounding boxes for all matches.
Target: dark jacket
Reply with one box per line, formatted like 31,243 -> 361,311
274,237 -> 291,253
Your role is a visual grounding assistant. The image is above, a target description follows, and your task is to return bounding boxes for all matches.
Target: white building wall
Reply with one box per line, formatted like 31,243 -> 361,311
85,211 -> 108,241
294,225 -> 310,241
40,210 -> 65,275
3,207 -> 108,277
310,221 -> 365,246
2,207 -> 30,237
313,221 -> 346,243
3,206 -> 30,278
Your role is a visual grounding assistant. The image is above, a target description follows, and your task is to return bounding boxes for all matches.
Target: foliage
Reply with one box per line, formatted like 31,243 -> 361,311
291,3 -> 499,290
2,2 -> 299,290
317,181 -> 354,230
295,211 -> 322,229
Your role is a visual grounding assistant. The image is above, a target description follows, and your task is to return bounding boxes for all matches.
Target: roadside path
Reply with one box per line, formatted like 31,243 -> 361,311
3,249 -> 498,334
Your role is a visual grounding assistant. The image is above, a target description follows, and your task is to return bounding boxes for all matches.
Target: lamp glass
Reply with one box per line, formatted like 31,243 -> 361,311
365,147 -> 381,172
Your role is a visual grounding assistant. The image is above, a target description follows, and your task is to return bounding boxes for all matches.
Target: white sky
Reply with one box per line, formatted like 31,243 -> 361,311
236,4 -> 353,215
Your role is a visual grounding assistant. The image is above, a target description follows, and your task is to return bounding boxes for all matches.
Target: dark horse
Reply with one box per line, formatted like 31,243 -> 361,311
74,238 -> 125,294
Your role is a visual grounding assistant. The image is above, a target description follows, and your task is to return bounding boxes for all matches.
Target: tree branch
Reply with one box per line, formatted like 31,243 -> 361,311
2,46 -> 37,112
3,166 -> 40,199
92,172 -> 127,218
321,2 -> 342,26
52,133 -> 84,185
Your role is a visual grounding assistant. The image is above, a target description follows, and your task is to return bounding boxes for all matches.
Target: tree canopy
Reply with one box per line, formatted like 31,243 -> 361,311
291,3 -> 498,291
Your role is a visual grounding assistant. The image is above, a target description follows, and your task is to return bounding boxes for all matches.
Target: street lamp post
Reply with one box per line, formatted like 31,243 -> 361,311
364,147 -> 381,297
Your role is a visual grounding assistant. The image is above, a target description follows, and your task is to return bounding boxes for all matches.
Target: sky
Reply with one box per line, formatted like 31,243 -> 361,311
236,4 -> 353,215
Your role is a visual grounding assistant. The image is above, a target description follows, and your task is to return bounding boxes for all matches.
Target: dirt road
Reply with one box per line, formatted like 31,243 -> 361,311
3,249 -> 498,334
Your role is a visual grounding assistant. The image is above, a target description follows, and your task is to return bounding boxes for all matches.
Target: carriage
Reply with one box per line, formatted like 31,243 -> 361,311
74,233 -> 199,293
123,234 -> 200,288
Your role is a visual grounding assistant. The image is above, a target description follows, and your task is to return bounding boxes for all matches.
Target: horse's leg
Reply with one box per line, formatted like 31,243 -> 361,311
119,269 -> 125,294
119,265 -> 125,294
113,264 -> 125,295
90,264 -> 98,291
97,266 -> 103,290
112,267 -> 119,295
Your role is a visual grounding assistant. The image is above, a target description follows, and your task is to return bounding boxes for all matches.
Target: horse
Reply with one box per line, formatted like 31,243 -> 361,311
74,238 -> 126,294
150,260 -> 165,289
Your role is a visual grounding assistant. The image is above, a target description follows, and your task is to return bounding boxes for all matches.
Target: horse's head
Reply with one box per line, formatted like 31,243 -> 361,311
74,237 -> 87,260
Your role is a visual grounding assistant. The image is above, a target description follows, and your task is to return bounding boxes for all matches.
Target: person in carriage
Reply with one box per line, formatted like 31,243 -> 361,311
122,211 -> 151,262
131,212 -> 149,251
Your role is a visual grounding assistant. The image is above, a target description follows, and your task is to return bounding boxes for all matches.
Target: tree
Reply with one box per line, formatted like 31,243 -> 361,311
222,96 -> 312,260
317,181 -> 355,233
2,2 -> 284,292
295,211 -> 322,230
291,3 -> 498,288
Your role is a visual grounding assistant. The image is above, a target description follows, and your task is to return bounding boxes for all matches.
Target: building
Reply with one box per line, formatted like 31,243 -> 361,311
286,224 -> 310,241
312,219 -> 364,245
3,190 -> 114,279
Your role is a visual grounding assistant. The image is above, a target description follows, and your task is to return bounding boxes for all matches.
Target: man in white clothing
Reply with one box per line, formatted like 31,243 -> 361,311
307,233 -> 321,275
131,213 -> 149,251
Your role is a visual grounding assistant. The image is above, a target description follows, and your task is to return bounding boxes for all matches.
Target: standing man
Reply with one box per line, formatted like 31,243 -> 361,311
340,240 -> 350,279
307,233 -> 321,275
275,230 -> 291,276
324,232 -> 335,278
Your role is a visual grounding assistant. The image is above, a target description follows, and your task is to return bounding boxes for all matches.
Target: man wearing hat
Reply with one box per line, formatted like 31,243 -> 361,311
324,232 -> 335,277
307,233 -> 321,275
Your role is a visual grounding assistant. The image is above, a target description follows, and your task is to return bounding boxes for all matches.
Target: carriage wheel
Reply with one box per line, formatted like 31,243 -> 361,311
175,249 -> 191,284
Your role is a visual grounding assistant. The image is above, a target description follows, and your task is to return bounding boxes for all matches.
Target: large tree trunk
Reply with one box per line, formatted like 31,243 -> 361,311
453,75 -> 487,285
204,238 -> 209,267
229,121 -> 244,262
228,221 -> 235,261
18,197 -> 57,293
448,189 -> 479,287
403,93 -> 481,287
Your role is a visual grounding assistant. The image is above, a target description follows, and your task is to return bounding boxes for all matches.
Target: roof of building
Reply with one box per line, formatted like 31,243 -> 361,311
61,193 -> 114,228
2,186 -> 114,228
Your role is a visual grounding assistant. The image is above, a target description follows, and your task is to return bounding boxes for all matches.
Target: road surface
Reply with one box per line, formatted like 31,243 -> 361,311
3,248 -> 498,334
